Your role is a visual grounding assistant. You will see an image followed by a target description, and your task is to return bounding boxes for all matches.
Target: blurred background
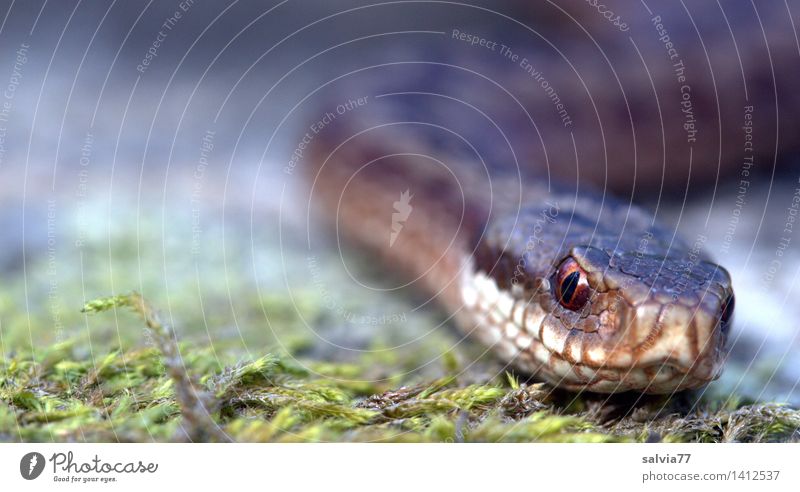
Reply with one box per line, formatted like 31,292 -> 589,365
0,0 -> 798,405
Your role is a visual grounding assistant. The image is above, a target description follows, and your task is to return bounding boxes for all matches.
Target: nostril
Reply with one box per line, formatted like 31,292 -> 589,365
720,294 -> 735,333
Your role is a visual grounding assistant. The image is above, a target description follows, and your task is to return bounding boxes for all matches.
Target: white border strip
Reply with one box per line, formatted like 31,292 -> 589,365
0,443 -> 796,491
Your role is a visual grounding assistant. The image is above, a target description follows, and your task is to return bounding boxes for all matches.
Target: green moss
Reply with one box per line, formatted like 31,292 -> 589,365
0,288 -> 797,442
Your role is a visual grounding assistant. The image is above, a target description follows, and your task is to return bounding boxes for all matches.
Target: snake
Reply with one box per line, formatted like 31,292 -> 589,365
307,136 -> 734,394
301,1 -> 797,393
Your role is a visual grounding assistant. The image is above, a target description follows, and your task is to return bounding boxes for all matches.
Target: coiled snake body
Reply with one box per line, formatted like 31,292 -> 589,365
304,1 -> 798,393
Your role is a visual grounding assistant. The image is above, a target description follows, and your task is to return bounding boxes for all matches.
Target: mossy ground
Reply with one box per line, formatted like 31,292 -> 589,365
1,213 -> 798,442
1,289 -> 797,442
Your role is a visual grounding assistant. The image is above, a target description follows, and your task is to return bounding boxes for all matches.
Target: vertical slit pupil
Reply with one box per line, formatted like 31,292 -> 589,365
560,271 -> 580,303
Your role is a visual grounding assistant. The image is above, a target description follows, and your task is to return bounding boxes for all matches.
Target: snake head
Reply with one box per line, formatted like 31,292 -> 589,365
468,226 -> 734,394
534,245 -> 734,393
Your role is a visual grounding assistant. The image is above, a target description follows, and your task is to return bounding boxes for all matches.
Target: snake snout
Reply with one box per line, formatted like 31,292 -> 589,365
629,260 -> 733,388
569,249 -> 734,391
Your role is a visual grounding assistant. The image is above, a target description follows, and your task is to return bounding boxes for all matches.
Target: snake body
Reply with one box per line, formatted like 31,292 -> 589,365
302,1 -> 799,393
308,135 -> 733,394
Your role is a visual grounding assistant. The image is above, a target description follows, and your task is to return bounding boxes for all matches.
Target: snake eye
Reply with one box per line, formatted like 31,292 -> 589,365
555,258 -> 590,310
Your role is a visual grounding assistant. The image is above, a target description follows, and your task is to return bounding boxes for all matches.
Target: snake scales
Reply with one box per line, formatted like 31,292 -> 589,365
303,1 -> 797,393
